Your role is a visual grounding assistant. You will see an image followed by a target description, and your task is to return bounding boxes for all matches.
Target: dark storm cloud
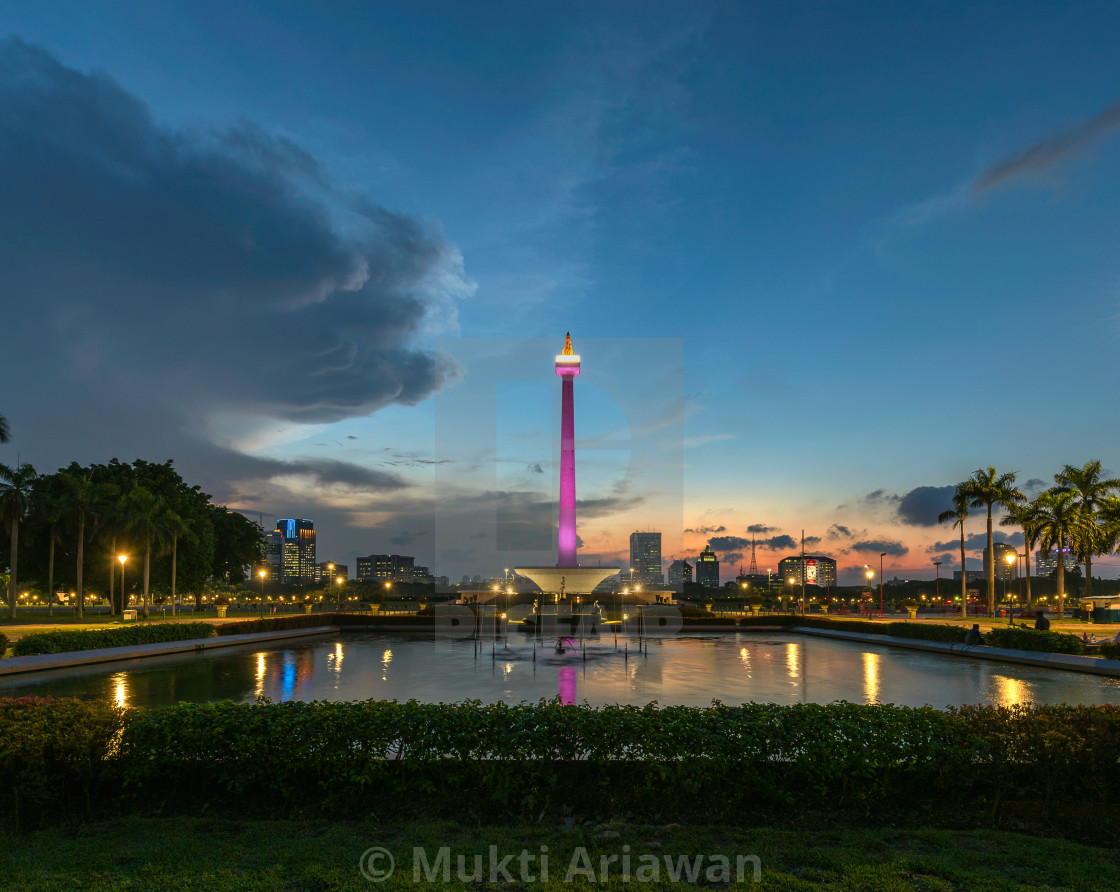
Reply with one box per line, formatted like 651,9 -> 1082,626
828,524 -> 854,539
862,489 -> 900,504
708,536 -> 749,552
684,524 -> 726,534
849,539 -> 909,557
1024,478 -> 1046,495
896,485 -> 956,526
0,38 -> 468,428
973,98 -> 1120,195
709,532 -> 801,552
747,523 -> 778,533
722,552 -> 744,565
926,531 -> 1023,553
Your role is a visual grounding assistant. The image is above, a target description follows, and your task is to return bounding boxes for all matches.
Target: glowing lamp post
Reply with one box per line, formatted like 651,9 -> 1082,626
865,568 -> 874,615
118,555 -> 128,613
258,569 -> 267,617
336,576 -> 344,612
1012,553 -> 1021,623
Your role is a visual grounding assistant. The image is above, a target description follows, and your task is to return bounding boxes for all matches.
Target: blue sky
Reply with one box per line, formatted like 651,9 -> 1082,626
2,1 -> 1120,583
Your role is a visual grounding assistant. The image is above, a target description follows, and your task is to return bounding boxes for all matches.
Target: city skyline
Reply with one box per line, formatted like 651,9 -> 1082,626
3,4 -> 1120,584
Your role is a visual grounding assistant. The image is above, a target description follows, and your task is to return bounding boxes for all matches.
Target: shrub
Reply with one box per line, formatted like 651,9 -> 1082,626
983,627 -> 1085,655
216,614 -> 334,636
10,622 -> 216,656
0,697 -> 125,829
1101,642 -> 1120,661
6,697 -> 1120,832
883,622 -> 967,644
0,631 -> 8,657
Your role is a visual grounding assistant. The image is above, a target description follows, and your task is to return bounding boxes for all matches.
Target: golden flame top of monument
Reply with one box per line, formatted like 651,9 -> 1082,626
555,331 -> 580,372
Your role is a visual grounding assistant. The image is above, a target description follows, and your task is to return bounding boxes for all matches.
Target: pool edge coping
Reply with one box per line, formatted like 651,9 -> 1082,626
0,626 -> 340,676
792,626 -> 1120,677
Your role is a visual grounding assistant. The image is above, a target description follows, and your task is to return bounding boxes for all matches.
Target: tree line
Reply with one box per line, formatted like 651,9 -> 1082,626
0,457 -> 262,619
939,460 -> 1120,620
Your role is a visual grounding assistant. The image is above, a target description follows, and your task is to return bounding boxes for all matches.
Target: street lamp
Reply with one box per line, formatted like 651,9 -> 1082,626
933,560 -> 941,604
258,569 -> 267,617
879,552 -> 887,617
118,555 -> 128,612
865,567 -> 874,615
786,577 -> 794,613
336,575 -> 344,612
1004,552 -> 1017,625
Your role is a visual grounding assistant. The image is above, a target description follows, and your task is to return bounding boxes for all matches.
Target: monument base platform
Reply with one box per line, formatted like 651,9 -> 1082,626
515,566 -> 620,595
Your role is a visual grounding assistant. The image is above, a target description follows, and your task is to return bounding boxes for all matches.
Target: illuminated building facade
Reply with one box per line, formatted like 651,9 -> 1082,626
983,542 -> 1018,581
778,555 -> 837,587
696,546 -> 720,588
356,553 -> 420,582
277,518 -> 317,583
629,531 -> 664,586
1034,547 -> 1078,577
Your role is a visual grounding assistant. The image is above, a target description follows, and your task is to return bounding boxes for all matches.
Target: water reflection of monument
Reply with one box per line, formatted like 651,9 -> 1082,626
515,334 -> 619,597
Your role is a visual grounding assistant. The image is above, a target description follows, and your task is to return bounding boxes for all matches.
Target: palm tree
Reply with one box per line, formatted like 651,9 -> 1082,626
0,462 -> 38,618
31,479 -> 65,617
1054,460 -> 1120,599
958,467 -> 1025,617
1032,488 -> 1084,620
59,471 -> 117,620
167,511 -> 198,618
1001,501 -> 1040,612
938,491 -> 971,619
121,484 -> 173,620
0,414 -> 9,443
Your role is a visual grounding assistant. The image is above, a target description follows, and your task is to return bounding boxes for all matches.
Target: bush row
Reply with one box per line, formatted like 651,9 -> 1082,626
3,697 -> 1120,832
0,632 -> 7,656
10,622 -> 216,656
216,614 -> 333,636
983,626 -> 1086,654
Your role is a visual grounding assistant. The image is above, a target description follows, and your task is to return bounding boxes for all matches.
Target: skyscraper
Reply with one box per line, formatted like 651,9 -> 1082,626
629,531 -> 664,585
668,559 -> 693,591
276,518 -> 316,584
983,543 -> 1019,581
696,546 -> 720,588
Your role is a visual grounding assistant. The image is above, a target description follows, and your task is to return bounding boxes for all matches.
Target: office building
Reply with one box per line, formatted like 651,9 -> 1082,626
276,518 -> 316,584
1035,547 -> 1078,577
983,543 -> 1019,581
316,562 -> 349,582
696,546 -> 720,588
668,559 -> 693,591
356,553 -> 416,583
952,569 -> 984,582
629,531 -> 664,586
777,555 -> 837,587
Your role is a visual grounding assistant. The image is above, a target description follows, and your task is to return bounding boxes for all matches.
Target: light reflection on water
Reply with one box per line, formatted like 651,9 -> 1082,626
4,632 -> 1120,709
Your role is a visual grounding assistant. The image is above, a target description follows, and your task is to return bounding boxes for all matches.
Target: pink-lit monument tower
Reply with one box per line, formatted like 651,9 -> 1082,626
556,332 -> 580,566
516,334 -> 618,597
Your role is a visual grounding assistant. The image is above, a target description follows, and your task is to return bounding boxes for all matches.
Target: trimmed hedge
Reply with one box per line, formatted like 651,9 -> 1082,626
0,631 -> 7,656
10,622 -> 217,656
1102,642 -> 1120,660
983,626 -> 1086,655
3,697 -> 1120,834
216,614 -> 334,636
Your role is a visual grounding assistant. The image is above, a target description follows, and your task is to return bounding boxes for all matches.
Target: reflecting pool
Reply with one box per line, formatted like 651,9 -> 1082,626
4,631 -> 1120,709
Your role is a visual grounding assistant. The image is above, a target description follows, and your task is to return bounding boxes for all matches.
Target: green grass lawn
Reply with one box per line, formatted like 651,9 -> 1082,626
2,817 -> 1118,890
